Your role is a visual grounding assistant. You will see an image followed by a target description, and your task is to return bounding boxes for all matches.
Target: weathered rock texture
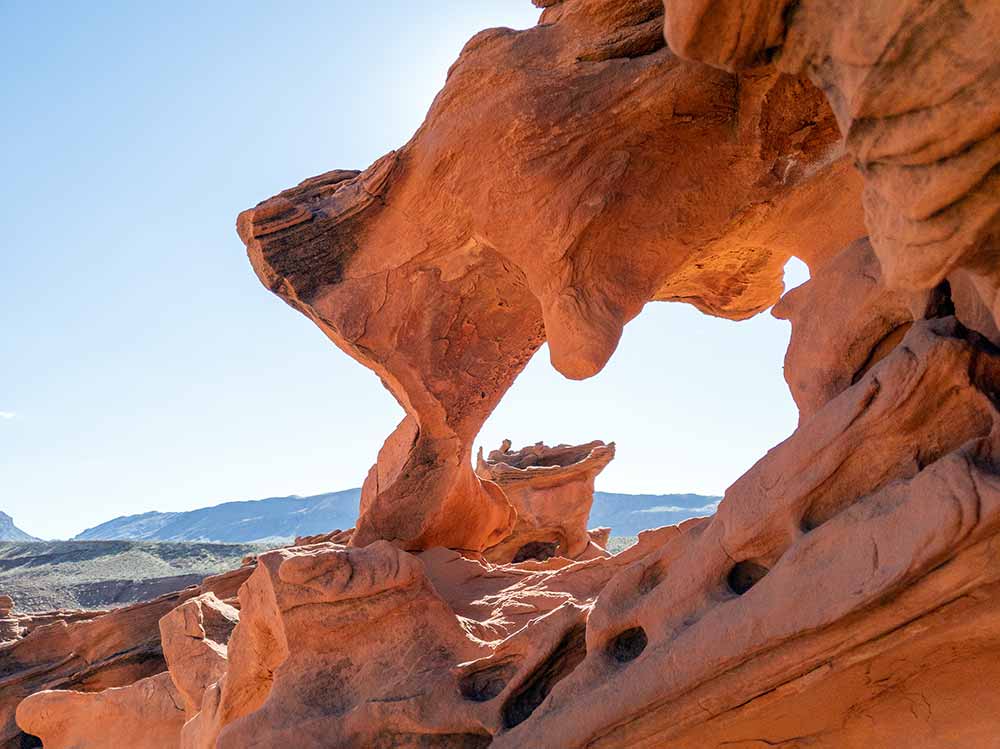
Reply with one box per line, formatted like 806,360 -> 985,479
477,440 -> 615,563
17,672 -> 187,749
2,566 -> 251,749
663,0 -> 1000,337
10,0 -> 1000,747
236,0 -> 866,552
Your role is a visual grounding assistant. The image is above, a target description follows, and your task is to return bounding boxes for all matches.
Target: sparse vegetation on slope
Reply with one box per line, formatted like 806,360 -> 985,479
0,540 -> 270,611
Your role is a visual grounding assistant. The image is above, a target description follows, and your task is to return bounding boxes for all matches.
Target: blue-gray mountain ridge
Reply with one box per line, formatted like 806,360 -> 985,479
0,511 -> 40,542
72,489 -> 721,543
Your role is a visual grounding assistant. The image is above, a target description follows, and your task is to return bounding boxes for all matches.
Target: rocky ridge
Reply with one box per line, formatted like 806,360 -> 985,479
0,514 -> 38,544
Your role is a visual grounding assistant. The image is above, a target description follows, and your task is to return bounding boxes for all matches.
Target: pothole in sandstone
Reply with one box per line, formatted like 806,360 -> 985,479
727,560 -> 771,595
607,626 -> 648,663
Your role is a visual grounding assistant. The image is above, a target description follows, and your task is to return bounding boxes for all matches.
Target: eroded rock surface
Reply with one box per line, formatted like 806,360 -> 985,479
160,593 -> 238,718
2,566 -> 251,749
10,0 -> 1000,747
17,672 -> 186,749
663,0 -> 1000,333
236,0 -> 865,552
773,237 -> 916,420
477,440 -> 615,563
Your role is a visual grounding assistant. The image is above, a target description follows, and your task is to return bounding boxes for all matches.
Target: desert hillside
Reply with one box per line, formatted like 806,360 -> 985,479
0,541 -> 268,611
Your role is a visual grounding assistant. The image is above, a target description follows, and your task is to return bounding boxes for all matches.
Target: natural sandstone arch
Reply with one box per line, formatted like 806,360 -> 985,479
12,1 -> 1000,747
237,0 -> 866,551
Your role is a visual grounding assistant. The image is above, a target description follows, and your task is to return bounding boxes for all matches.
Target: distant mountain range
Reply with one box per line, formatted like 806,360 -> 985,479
73,489 -> 362,543
0,511 -> 40,542
72,488 -> 721,543
587,492 -> 721,536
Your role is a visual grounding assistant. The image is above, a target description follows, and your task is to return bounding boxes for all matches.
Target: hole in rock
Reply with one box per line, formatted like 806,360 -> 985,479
18,735 -> 42,749
607,626 -> 648,663
638,562 -> 664,594
512,540 -> 559,563
727,560 -> 770,595
459,661 -> 518,702
924,279 -> 956,319
501,623 -> 587,729
476,259 -> 811,541
800,515 -> 821,534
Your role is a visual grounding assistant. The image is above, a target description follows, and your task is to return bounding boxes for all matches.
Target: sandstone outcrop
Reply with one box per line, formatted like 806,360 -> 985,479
2,565 -> 252,749
16,593 -> 240,749
477,440 -> 615,563
16,672 -> 186,749
236,0 -> 866,552
159,594 -> 239,719
663,0 -> 1000,337
0,598 -> 19,643
9,0 -> 1000,746
773,237 -> 916,421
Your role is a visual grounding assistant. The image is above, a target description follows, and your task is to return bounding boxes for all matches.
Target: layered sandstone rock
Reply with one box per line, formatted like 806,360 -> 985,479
663,0 -> 1000,336
476,440 -> 615,563
17,592 -> 241,749
0,597 -> 20,643
773,237 -> 916,420
2,565 -> 252,749
184,541 -> 491,748
16,672 -> 186,749
160,594 -> 239,719
236,0 -> 865,552
10,0 -> 1000,747
493,316 -> 1000,747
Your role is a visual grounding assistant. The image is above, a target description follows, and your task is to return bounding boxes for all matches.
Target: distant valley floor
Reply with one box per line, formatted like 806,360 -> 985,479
0,541 -> 270,612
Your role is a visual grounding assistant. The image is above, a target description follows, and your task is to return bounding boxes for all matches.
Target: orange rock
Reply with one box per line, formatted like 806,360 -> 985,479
236,0 -> 865,551
159,593 -> 238,718
185,542 -> 491,748
492,318 -> 1000,747
663,0 -> 1000,324
16,672 -> 185,749
12,1 -> 1000,746
5,565 -> 251,748
476,440 -> 615,563
773,238 -> 916,420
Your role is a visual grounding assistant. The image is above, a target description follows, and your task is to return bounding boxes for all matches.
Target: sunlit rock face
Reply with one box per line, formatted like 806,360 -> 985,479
4,566 -> 251,749
476,440 -> 615,564
235,0 -> 865,553
663,0 -> 1000,337
12,0 -> 1000,747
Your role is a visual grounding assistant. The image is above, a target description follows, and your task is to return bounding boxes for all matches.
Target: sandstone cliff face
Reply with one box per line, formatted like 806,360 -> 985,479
10,0 -> 1000,747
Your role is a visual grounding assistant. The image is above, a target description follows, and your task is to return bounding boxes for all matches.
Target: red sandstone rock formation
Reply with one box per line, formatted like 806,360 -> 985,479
663,0 -> 1000,338
16,672 -> 186,749
476,440 -> 615,563
17,592 -> 240,749
2,566 -> 251,749
236,0 -> 865,552
159,594 -> 239,719
773,237 -> 917,421
10,0 -> 1000,747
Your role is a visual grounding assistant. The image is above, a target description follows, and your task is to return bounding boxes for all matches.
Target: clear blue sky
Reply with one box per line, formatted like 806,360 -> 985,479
0,2 -> 808,540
